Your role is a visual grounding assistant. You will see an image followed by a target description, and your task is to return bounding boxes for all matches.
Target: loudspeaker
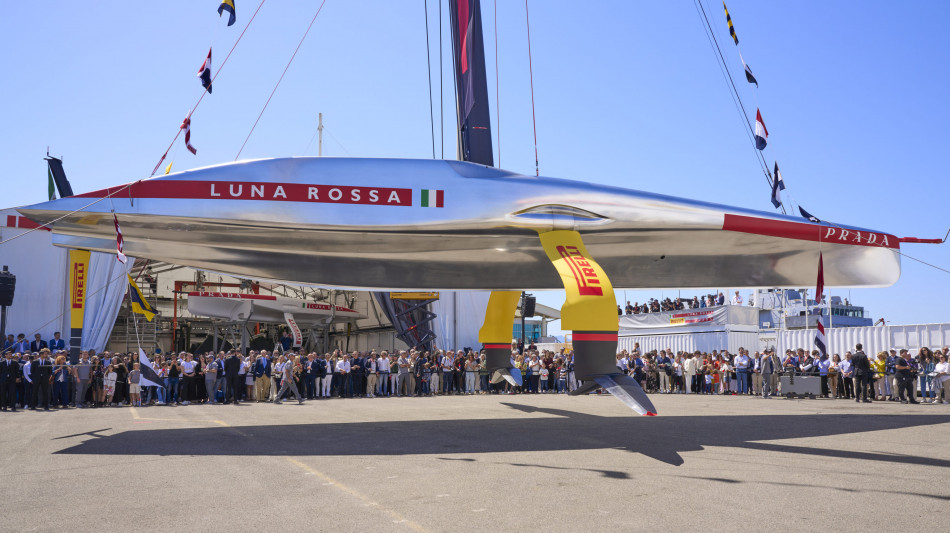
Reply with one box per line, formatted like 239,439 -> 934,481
0,270 -> 15,307
523,296 -> 536,318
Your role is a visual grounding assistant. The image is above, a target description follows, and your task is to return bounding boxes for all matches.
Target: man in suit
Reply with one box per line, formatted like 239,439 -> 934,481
895,349 -> 919,404
759,349 -> 779,398
48,332 -> 66,352
851,343 -> 872,403
31,349 -> 54,410
253,350 -> 271,402
0,350 -> 21,411
13,334 -> 29,355
224,351 -> 243,405
30,334 -> 48,354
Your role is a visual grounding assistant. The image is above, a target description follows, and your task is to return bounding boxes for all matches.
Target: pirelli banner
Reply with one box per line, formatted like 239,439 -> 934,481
68,249 -> 90,364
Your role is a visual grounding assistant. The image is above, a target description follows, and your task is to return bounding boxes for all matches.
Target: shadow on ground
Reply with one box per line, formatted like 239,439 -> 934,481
53,403 -> 950,466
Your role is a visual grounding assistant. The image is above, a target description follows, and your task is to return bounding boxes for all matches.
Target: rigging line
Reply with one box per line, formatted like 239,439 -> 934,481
494,0 -> 501,167
424,0 -> 436,159
439,0 -> 444,159
695,0 -> 774,189
302,116 -> 320,154
235,0 -> 328,160
524,0 -> 539,176
0,186 -> 132,246
324,126 -> 352,156
150,0 -> 267,176
693,2 -> 771,183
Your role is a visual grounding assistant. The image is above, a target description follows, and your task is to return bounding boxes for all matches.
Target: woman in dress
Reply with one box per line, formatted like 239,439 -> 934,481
103,364 -> 117,406
90,357 -> 105,407
245,353 -> 256,401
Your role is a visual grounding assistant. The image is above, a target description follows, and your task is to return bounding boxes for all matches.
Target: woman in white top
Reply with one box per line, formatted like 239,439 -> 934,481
103,365 -> 118,405
933,353 -> 950,404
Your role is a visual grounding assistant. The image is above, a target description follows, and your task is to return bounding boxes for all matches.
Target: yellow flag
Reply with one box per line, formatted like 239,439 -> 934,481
164,162 -> 173,175
128,274 -> 156,322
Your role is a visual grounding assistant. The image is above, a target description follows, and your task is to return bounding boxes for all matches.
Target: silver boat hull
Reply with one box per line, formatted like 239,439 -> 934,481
19,157 -> 901,290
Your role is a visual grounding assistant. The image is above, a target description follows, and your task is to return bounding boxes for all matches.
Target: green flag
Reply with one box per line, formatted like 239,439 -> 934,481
48,166 -> 56,200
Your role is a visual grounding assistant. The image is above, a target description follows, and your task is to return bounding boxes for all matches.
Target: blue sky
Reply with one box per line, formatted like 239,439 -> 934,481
2,1 -> 948,333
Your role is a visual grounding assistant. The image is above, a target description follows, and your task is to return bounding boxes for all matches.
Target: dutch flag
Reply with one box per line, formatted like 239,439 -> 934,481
754,109 -> 768,150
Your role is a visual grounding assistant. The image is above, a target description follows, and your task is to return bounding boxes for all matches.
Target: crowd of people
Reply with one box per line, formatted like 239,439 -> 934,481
619,291 -> 745,315
2,334 -> 948,411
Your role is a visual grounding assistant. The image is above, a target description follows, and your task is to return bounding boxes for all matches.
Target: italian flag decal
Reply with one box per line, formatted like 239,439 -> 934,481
420,189 -> 444,208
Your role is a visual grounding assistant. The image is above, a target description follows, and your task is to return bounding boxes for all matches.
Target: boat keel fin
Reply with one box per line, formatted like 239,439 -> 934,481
538,230 -> 658,416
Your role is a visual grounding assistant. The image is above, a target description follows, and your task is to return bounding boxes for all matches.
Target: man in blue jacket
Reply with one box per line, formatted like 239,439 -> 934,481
253,350 -> 271,402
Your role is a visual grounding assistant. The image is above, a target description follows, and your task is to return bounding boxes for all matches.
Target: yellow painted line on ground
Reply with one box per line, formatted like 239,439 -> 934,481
284,457 -> 430,533
129,406 -> 140,419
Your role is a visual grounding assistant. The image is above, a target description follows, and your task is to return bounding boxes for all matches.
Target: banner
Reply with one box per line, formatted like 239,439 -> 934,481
68,249 -> 91,364
283,312 -> 302,348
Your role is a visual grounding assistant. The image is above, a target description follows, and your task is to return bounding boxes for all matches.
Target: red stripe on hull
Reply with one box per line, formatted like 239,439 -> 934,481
722,214 -> 898,249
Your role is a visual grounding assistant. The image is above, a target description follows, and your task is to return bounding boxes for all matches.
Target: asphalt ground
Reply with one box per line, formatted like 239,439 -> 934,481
1,392 -> 948,532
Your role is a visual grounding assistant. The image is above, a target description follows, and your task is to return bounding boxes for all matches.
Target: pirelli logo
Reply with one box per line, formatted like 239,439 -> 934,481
71,263 -> 86,309
556,245 -> 603,297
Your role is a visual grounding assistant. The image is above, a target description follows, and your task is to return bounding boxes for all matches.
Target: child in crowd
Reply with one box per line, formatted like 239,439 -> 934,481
539,365 -> 549,393
103,364 -> 117,405
128,362 -> 142,407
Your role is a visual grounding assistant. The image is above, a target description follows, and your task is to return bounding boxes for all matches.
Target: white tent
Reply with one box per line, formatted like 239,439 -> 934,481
0,207 -> 131,352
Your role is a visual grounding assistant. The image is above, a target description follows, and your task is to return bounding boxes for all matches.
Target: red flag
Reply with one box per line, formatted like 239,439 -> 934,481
181,116 -> 197,155
113,212 -> 128,264
815,252 -> 824,304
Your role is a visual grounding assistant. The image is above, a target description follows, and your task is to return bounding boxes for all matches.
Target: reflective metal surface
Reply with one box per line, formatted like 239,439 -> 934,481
19,157 -> 901,290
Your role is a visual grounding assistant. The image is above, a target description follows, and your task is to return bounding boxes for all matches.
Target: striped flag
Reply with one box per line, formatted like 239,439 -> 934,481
138,349 -> 164,388
218,0 -> 236,27
754,109 -> 768,150
740,52 -> 758,87
181,116 -> 197,155
420,189 -> 444,208
815,319 -> 827,358
770,162 -> 785,208
113,212 -> 128,264
724,2 -> 739,45
197,48 -> 212,94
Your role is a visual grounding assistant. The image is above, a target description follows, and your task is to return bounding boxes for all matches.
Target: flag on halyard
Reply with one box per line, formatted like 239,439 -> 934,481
197,48 -> 212,93
164,162 -> 173,175
138,349 -> 164,387
771,162 -> 785,208
181,116 -> 197,155
799,206 -> 820,223
47,166 -> 57,201
724,2 -> 739,45
218,0 -> 236,26
754,109 -> 768,150
740,53 -> 758,87
113,213 -> 127,264
815,320 -> 827,358
815,251 -> 825,304
420,189 -> 444,208
128,274 -> 156,322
